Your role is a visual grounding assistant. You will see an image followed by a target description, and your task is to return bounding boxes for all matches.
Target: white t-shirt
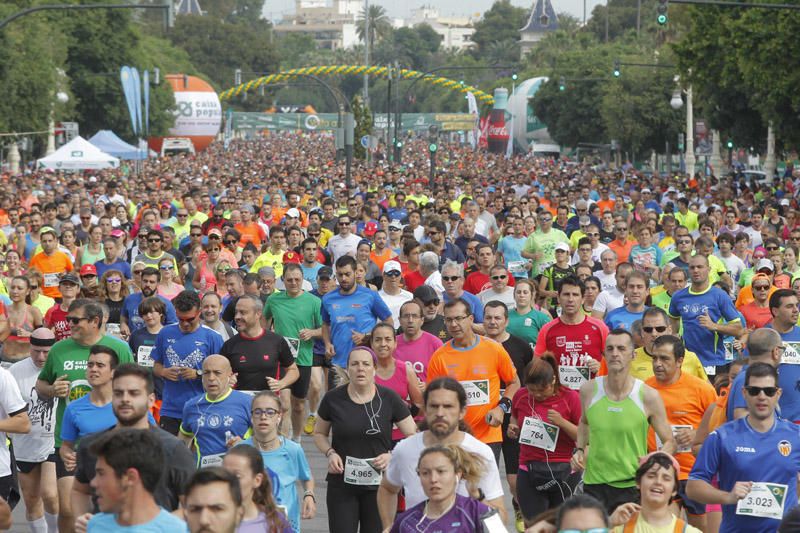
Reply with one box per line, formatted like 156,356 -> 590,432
424,271 -> 445,299
595,271 -> 617,293
9,358 -> 56,463
0,366 -> 29,474
385,432 -> 504,508
379,289 -> 413,328
593,287 -> 625,316
478,287 -> 516,309
717,253 -> 746,284
326,233 -> 362,263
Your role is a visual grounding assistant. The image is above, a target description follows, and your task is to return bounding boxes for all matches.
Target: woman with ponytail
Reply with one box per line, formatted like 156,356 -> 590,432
390,444 -> 495,533
507,352 -> 582,524
222,445 -> 293,532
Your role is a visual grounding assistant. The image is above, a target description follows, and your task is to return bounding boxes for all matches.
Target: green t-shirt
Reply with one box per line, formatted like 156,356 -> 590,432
507,308 -> 551,347
523,229 -> 569,276
38,335 -> 134,447
263,291 -> 322,367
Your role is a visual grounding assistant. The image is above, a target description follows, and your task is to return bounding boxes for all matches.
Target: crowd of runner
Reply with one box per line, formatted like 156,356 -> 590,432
0,132 -> 798,532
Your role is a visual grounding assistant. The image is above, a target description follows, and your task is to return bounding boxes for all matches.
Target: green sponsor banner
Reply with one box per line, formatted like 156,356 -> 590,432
231,112 -> 475,132
374,113 -> 475,132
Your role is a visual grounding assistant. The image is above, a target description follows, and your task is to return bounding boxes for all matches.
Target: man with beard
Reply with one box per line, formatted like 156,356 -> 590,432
377,377 -> 506,529
71,364 -> 196,525
200,292 -> 235,342
120,267 -> 178,338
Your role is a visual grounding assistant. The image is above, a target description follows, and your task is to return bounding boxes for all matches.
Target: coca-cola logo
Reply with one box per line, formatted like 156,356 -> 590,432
488,126 -> 509,137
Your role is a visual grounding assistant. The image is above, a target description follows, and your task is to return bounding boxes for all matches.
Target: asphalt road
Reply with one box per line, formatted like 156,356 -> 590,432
9,436 -> 516,532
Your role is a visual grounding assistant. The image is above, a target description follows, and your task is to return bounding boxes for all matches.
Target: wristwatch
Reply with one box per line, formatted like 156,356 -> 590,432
498,397 -> 512,414
196,369 -> 203,377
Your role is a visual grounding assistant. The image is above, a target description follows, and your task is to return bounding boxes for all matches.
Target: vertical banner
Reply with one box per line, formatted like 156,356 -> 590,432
694,119 -> 712,156
131,68 -> 143,138
466,92 -> 479,150
505,112 -> 514,159
120,67 -> 138,135
143,70 -> 150,136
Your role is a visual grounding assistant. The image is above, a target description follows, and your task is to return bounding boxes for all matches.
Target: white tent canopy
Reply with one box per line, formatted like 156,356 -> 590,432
37,136 -> 119,170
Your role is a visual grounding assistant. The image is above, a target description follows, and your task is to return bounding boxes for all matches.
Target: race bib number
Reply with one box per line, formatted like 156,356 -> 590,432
344,456 -> 382,486
656,424 -> 693,453
559,366 -> 589,390
43,273 -> 59,287
106,323 -> 122,339
519,416 -> 559,451
200,454 -> 224,468
736,482 -> 787,520
461,380 -> 490,406
703,365 -> 717,376
508,261 -> 528,276
724,341 -> 735,362
782,342 -> 800,365
137,346 -> 154,368
284,337 -> 300,359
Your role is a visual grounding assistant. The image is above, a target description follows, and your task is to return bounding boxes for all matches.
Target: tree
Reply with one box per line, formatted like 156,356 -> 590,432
470,0 -> 528,62
356,5 -> 392,58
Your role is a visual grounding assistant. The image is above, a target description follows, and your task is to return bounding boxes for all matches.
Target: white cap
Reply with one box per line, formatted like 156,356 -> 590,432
555,242 -> 570,252
383,260 -> 402,274
286,208 -> 300,218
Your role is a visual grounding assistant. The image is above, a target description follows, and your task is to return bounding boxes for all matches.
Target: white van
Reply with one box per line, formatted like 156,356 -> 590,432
160,138 -> 195,157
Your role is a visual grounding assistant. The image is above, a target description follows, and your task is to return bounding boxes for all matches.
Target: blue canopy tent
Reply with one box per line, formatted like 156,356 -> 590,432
88,130 -> 147,160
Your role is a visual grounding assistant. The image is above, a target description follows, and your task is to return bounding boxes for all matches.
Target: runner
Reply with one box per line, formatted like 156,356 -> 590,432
426,298 -> 520,457
151,290 -> 224,435
28,227 -> 74,300
313,346 -> 415,533
120,266 -> 178,338
263,263 -> 321,442
572,329 -> 675,513
535,276 -> 609,390
688,362 -> 800,532
378,377 -> 506,528
9,328 -> 56,533
394,299 -> 443,383
645,335 -> 716,530
183,468 -> 246,533
179,355 -> 253,468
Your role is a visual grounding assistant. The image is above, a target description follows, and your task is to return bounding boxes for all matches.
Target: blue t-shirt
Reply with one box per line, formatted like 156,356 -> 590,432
301,263 -> 323,290
629,245 -> 663,273
95,259 -> 132,279
241,437 -> 312,532
180,389 -> 252,467
668,286 -> 741,366
443,291 -> 485,323
689,416 -> 800,533
87,508 -> 187,532
61,396 -> 116,443
121,293 -> 178,332
151,325 -> 224,418
497,236 -> 528,278
321,286 -> 392,367
604,306 -> 646,332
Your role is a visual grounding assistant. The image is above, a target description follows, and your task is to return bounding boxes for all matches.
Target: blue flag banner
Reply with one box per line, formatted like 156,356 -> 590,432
131,68 -> 143,137
120,66 -> 138,136
143,70 -> 150,136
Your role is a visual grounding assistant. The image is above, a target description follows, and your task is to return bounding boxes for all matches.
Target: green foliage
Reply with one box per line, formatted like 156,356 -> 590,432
470,0 -> 528,64
356,5 -> 392,55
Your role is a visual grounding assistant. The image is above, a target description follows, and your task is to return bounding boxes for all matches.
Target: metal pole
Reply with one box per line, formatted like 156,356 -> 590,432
684,86 -> 696,175
636,0 -> 641,36
345,113 -> 354,190
386,65 -> 392,160
765,122 -> 777,178
363,0 -> 369,107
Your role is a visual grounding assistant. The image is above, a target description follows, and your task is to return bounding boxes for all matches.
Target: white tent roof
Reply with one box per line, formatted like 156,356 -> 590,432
37,136 -> 119,170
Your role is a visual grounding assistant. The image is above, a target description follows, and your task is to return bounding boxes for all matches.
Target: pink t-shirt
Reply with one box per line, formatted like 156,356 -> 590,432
394,331 -> 443,383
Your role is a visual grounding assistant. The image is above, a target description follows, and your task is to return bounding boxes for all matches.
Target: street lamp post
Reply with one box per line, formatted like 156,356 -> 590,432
670,81 -> 695,176
45,90 -> 69,156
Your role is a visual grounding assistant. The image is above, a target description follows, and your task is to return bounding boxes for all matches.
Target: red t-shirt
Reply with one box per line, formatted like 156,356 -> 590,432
44,305 -> 71,341
403,270 -> 426,292
511,386 -> 581,464
534,316 -> 609,388
740,302 -> 773,330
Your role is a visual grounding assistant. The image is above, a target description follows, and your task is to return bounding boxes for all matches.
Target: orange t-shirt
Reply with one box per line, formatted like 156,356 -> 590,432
235,222 -> 267,248
426,336 -> 518,444
29,251 -> 74,299
370,248 -> 396,272
645,373 -> 717,479
608,238 -> 636,262
596,199 -> 615,214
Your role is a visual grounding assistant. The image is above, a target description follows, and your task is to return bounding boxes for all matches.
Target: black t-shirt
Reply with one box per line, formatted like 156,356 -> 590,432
318,384 -> 410,489
221,296 -> 240,323
421,315 -> 450,343
502,334 -> 533,386
75,425 -> 196,512
105,298 -> 124,324
220,330 -> 295,391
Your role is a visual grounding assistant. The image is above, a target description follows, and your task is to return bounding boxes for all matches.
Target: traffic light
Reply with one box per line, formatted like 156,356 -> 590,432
726,139 -> 734,149
429,142 -> 438,153
657,0 -> 669,25
559,77 -> 566,91
511,73 -> 518,81
613,60 -> 621,77
395,140 -> 403,149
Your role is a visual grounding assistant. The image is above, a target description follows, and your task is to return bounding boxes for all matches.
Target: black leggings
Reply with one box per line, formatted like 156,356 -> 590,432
326,483 -> 382,533
516,463 -> 576,520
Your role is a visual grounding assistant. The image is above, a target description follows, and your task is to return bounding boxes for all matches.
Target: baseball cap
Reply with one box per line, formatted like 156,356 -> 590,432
286,208 -> 301,219
79,264 -> 98,277
363,221 -> 378,237
641,188 -> 652,194
388,219 -> 403,230
59,273 -> 80,285
578,215 -> 591,226
282,251 -> 301,264
208,228 -> 222,238
39,226 -> 57,237
383,260 -> 402,274
756,258 -> 775,273
555,242 -> 570,252
317,266 -> 334,280
413,285 -> 440,304
781,198 -> 791,206
110,229 -> 125,238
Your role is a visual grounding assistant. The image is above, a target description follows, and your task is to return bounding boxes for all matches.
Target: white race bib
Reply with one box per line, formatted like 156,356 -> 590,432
736,482 -> 787,520
344,456 -> 382,486
284,337 -> 300,359
782,342 -> 800,365
519,416 -> 559,451
106,323 -> 122,339
656,424 -> 693,453
508,261 -> 527,276
724,341 -> 735,362
461,380 -> 490,406
137,345 -> 154,368
43,273 -> 59,287
704,365 -> 717,376
200,454 -> 224,468
558,366 -> 589,390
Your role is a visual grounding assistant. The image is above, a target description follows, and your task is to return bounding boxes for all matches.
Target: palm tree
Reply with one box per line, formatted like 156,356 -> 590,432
356,5 -> 392,57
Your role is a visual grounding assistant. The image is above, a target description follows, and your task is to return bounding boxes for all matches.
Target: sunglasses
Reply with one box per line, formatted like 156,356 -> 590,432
159,265 -> 173,271
133,271 -> 143,276
148,238 -> 162,243
678,239 -> 692,244
309,232 -> 320,238
642,325 -> 668,333
190,233 -> 203,237
66,316 -> 89,325
753,285 -> 771,290
208,248 -> 221,252
587,232 -> 599,237
107,278 -> 122,283
224,240 -> 237,245
745,386 -> 779,397
766,246 -> 779,251
384,271 -> 401,277
491,275 -> 507,280
442,276 -> 461,282
338,221 -> 351,226
177,213 -> 188,217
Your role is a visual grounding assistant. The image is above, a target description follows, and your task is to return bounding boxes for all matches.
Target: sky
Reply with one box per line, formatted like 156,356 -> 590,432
261,0 -> 608,26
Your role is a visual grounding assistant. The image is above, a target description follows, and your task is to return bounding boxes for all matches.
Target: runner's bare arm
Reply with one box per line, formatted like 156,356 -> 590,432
644,385 -> 676,455
71,480 -> 92,517
377,478 -> 401,530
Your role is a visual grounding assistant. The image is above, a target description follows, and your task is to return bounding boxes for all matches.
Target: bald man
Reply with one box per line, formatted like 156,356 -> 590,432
9,328 -> 58,533
178,355 -> 253,468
